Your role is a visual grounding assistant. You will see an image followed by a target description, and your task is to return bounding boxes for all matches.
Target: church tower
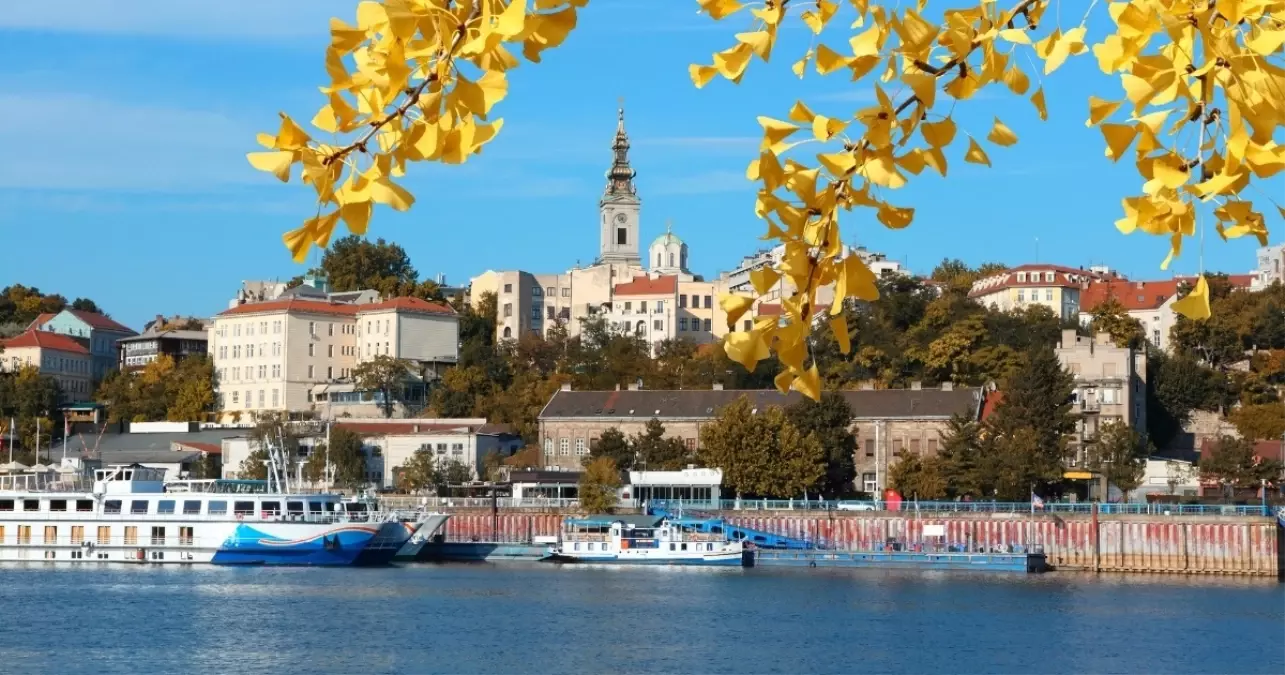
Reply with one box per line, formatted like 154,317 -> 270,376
597,103 -> 642,268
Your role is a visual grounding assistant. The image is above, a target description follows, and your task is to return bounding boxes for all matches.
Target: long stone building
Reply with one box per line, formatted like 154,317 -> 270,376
536,384 -> 985,494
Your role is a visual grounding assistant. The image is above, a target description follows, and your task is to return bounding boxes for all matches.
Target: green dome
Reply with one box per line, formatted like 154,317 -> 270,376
652,232 -> 684,247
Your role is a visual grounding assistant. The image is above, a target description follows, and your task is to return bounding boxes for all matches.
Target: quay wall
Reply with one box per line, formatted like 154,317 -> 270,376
438,509 -> 1282,577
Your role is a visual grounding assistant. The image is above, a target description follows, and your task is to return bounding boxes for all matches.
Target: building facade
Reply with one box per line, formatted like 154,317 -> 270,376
968,264 -> 1119,321
1054,329 -> 1147,467
29,309 -> 137,381
1252,242 -> 1285,291
117,328 -> 209,370
1078,279 -> 1182,352
210,279 -> 458,421
536,385 -> 984,494
0,329 -> 93,402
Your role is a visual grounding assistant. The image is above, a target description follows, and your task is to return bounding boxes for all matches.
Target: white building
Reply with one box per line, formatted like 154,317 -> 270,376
1252,242 -> 1285,290
210,276 -> 459,421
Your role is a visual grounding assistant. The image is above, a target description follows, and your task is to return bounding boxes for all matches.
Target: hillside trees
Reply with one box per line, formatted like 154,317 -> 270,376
95,355 -> 218,423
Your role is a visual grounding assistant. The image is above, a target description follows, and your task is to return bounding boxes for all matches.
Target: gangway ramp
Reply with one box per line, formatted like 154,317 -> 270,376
668,516 -> 817,550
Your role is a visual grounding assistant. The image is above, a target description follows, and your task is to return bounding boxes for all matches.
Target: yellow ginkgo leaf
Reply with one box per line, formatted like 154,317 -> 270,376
719,293 -> 754,327
876,203 -> 914,229
791,364 -> 822,400
1086,96 -> 1122,127
689,64 -> 718,88
987,117 -> 1018,146
749,266 -> 781,296
921,118 -> 956,147
724,330 -> 770,371
698,0 -> 745,20
1172,274 -> 1211,320
368,177 -> 415,211
811,114 -> 846,141
247,150 -> 295,182
773,369 -> 795,394
830,316 -> 851,354
1101,123 -> 1138,161
759,116 -> 800,151
814,44 -> 850,74
964,137 -> 991,166
998,28 -> 1031,44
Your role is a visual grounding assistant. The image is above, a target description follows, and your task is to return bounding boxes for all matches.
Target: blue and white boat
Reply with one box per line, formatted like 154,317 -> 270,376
0,462 -> 421,567
550,514 -> 751,567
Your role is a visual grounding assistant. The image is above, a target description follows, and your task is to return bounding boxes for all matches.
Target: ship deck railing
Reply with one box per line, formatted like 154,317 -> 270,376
0,509 -> 415,524
0,475 -> 94,493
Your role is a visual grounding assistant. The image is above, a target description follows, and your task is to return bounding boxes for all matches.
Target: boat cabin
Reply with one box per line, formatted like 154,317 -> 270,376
560,515 -> 725,554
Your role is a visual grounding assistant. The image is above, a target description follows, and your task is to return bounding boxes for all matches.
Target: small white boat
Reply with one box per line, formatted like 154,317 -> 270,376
550,514 -> 750,567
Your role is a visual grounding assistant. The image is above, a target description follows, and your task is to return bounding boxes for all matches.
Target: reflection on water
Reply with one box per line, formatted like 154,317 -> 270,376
0,562 -> 1280,675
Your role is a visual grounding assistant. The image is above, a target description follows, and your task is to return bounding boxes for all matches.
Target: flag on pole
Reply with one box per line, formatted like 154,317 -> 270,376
1031,492 -> 1044,511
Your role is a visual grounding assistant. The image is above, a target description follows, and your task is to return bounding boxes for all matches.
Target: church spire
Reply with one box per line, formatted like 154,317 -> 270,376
604,98 -> 636,199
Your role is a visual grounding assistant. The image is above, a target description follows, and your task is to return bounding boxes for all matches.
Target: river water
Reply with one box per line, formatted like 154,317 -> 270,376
0,564 -> 1279,674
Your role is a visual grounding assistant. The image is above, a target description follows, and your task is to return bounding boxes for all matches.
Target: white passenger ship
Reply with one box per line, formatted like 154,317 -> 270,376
0,463 -> 429,566
550,514 -> 751,567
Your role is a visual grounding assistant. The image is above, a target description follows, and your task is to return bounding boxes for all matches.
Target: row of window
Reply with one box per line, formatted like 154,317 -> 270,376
226,389 -> 278,408
418,442 -> 466,454
0,496 -> 332,517
39,355 -> 88,374
862,437 -> 939,458
0,524 -> 195,546
678,294 -> 712,309
1016,289 -> 1055,303
678,318 -> 712,332
504,284 -> 572,298
1015,271 -> 1057,283
620,300 -> 665,314
543,437 -> 698,457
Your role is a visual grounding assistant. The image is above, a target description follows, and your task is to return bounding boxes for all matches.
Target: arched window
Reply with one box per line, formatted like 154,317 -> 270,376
656,253 -> 662,267
503,326 -> 512,338
668,252 -> 674,267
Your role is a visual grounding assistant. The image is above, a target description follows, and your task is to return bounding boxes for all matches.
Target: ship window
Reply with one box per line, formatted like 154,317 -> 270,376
123,470 -> 133,480
104,500 -> 122,514
286,501 -> 304,515
130,500 -> 149,515
308,501 -> 323,514
76,500 -> 93,512
49,499 -> 67,512
23,499 -> 39,511
574,543 -> 581,551
180,526 -> 194,545
0,499 -> 12,511
182,500 -> 201,515
670,543 -> 675,551
681,543 -> 688,551
157,500 -> 176,515
707,543 -> 713,551
151,526 -> 165,544
260,501 -> 281,516
208,501 -> 228,516
233,501 -> 254,516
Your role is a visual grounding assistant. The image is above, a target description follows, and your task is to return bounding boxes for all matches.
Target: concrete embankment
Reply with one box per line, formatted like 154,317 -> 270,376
435,509 -> 1282,577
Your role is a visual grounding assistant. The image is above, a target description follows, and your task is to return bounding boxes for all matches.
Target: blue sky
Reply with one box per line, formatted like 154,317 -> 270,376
0,0 -> 1269,330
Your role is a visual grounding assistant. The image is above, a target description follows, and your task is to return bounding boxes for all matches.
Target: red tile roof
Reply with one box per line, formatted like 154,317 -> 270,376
613,275 -> 678,296
1174,274 -> 1256,289
175,441 -> 222,455
2,329 -> 90,354
217,299 -> 362,318
1080,279 -> 1179,313
1200,438 -> 1283,462
981,391 -> 1004,420
968,265 -> 1108,299
357,297 -> 456,316
66,310 -> 136,334
26,313 -> 56,331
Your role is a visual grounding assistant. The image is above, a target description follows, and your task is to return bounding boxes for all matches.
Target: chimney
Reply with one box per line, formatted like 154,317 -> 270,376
910,381 -> 922,391
628,382 -> 641,391
860,382 -> 874,391
560,383 -> 571,391
615,384 -> 621,391
1095,332 -> 1112,346
941,382 -> 954,391
712,383 -> 724,391
1061,328 -> 1077,348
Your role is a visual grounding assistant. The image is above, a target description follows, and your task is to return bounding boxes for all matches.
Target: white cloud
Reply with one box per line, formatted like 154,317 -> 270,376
0,0 -> 353,40
0,93 -> 266,191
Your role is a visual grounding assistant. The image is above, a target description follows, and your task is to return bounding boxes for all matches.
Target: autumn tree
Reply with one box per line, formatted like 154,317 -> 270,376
1085,421 -> 1151,502
1229,402 -> 1285,441
982,347 -> 1076,499
1200,436 -> 1284,500
888,451 -> 948,501
504,444 -> 541,469
698,397 -> 823,498
397,447 -> 438,492
1089,298 -> 1146,349
241,412 -> 302,481
579,457 -> 622,514
437,458 -> 475,486
352,355 -> 415,418
587,427 -> 632,471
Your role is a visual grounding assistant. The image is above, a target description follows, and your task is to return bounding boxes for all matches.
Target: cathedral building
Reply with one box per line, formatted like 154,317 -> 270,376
470,107 -> 731,351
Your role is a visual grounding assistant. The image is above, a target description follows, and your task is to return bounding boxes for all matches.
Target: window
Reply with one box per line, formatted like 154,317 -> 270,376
679,318 -> 688,331
183,500 -> 202,515
308,365 -> 314,378
272,389 -> 279,407
308,321 -> 316,336
208,501 -> 228,516
104,500 -> 121,514
49,499 -> 66,512
328,344 -> 334,357
504,283 -> 512,293
1045,272 -> 1054,282
544,439 -> 554,456
559,438 -> 570,456
703,295 -> 712,308
531,306 -> 541,320
865,439 -> 874,457
910,438 -> 921,454
562,288 -> 571,297
234,501 -> 254,517
640,301 -> 648,313
863,473 -> 877,492
703,319 -> 711,332
503,327 -> 512,338
656,300 -> 664,312
1017,272 -> 1026,282
503,303 -> 513,317
679,294 -> 687,308
179,527 -> 194,545
685,438 -> 696,451
308,343 -> 315,357
261,501 -> 281,516
547,306 -> 556,320
927,438 -> 938,454
43,525 -> 57,544
575,438 -> 586,456
1045,289 -> 1053,301
654,319 -> 663,330
624,301 -> 632,312
76,499 -> 93,512
287,501 -> 305,516
328,323 -> 334,337
157,500 -> 176,515
892,439 -> 903,453
327,367 -> 333,380
130,500 -> 149,515
97,526 -> 110,545
1017,290 -> 1025,302
743,320 -> 751,331
546,287 -> 555,296
617,227 -> 627,245
124,526 -> 138,545
17,525 -> 30,544
151,526 -> 166,545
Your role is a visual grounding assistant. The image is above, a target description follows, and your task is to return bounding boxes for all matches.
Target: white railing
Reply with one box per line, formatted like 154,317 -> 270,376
0,510 -> 417,524
382,497 -> 581,510
0,476 -> 94,493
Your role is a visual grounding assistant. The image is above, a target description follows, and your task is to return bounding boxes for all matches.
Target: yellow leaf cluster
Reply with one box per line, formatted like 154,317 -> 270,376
250,0 -> 589,262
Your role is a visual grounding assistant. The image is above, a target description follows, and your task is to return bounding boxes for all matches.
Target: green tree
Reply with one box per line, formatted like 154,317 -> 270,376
785,392 -> 857,497
437,458 -> 474,486
1085,421 -> 1151,502
936,414 -> 986,499
982,347 -> 1076,499
318,235 -> 423,298
241,412 -> 301,481
351,355 -> 414,418
1199,436 -> 1284,499
1147,350 -> 1227,447
320,426 -> 369,489
69,298 -> 102,313
397,447 -> 438,492
579,457 -> 622,514
698,397 -> 773,498
587,427 -> 631,470
770,413 -> 826,498
630,418 -> 690,471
